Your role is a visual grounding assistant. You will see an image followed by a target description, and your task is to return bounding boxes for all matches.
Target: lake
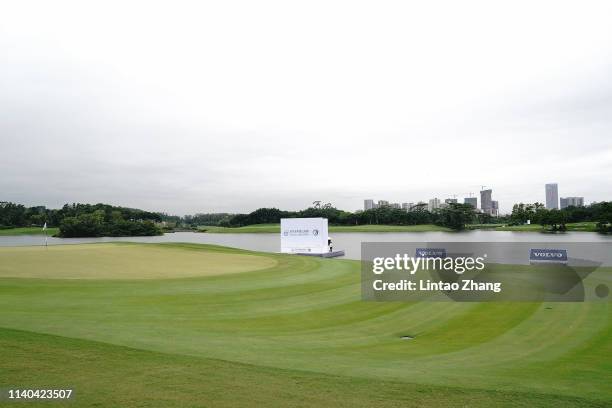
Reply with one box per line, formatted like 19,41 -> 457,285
1,230 -> 611,261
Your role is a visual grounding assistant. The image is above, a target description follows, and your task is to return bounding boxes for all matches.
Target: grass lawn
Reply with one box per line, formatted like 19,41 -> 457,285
0,243 -> 610,406
0,226 -> 59,236
2,328 -> 602,408
469,222 -> 600,232
198,223 -> 452,233
468,223 -> 506,229
0,244 -> 276,279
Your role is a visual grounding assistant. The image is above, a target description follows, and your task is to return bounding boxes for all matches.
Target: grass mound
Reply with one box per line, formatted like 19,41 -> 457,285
0,243 -> 276,279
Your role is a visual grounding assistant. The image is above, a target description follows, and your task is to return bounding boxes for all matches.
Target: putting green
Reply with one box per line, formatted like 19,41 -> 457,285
0,243 -> 610,406
0,243 -> 277,279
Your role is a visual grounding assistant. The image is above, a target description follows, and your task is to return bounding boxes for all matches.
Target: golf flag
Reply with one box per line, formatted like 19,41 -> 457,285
43,222 -> 47,231
43,222 -> 48,247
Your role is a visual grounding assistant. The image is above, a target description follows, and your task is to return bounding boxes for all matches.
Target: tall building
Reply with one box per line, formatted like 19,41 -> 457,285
378,200 -> 389,208
428,198 -> 441,212
480,189 -> 492,214
560,197 -> 584,209
401,202 -> 412,211
391,203 -> 401,209
445,198 -> 457,204
491,200 -> 499,217
545,183 -> 559,209
364,199 -> 375,211
464,197 -> 477,208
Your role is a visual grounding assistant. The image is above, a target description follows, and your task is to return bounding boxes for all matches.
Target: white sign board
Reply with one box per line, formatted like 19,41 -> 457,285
280,218 -> 329,254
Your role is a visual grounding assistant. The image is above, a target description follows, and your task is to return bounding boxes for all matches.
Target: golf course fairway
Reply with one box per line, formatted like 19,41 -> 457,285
0,243 -> 610,407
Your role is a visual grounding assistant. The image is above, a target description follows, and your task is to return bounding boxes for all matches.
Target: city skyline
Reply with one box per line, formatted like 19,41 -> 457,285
1,179 -> 595,216
362,183 -> 588,216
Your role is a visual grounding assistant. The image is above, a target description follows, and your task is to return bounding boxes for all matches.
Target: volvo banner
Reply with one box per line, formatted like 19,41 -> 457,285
529,248 -> 568,264
280,218 -> 329,254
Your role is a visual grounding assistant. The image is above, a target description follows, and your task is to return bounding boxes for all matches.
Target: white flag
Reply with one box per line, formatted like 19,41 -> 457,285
43,222 -> 47,230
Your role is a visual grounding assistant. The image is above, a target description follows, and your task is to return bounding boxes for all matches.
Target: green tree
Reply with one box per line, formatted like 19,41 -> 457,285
436,203 -> 475,230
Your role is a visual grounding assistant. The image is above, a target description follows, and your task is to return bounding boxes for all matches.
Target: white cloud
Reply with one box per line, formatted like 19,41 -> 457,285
1,0 -> 611,214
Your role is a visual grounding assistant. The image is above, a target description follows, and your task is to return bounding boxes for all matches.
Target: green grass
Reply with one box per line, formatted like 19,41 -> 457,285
200,222 -> 601,234
199,223 -> 452,233
0,226 -> 59,236
0,244 -> 276,279
329,224 -> 452,232
468,223 -> 507,229
0,243 -> 610,407
2,328 -> 603,408
469,222 -> 600,232
198,223 -> 281,233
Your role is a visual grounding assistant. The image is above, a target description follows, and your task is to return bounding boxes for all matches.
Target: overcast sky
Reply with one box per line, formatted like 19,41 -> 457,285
1,1 -> 611,215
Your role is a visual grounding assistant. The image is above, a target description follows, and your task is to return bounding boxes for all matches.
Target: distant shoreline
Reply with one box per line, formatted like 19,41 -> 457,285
0,227 -> 60,236
0,221 -> 604,237
196,222 -> 604,234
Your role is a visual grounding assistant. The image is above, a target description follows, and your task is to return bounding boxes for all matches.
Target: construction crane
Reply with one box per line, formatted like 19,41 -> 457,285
467,185 -> 489,192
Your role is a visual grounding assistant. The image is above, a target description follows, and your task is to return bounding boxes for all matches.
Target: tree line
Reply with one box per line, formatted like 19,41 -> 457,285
0,202 -> 479,232
2,200 -> 611,235
509,202 -> 612,232
0,202 -> 162,237
214,201 -> 612,232
218,204 -> 478,231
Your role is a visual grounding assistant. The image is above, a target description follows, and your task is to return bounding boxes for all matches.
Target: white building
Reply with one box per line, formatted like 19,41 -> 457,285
545,183 -> 559,209
402,202 -> 414,211
560,197 -> 584,209
428,198 -> 441,212
364,199 -> 375,210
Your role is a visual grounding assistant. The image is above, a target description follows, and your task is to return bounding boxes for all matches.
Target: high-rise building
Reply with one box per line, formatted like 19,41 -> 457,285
428,198 -> 441,212
480,189 -> 492,214
445,198 -> 457,204
545,183 -> 559,209
491,200 -> 499,217
391,203 -> 401,209
364,199 -> 375,211
560,197 -> 584,209
464,197 -> 477,208
378,200 -> 389,208
572,197 -> 584,207
401,202 -> 412,211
